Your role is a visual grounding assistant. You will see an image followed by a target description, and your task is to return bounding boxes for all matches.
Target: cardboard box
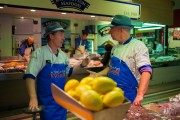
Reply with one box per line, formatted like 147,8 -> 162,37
51,83 -> 131,120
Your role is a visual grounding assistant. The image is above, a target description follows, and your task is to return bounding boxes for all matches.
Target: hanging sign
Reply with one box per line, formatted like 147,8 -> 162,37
50,0 -> 90,11
98,26 -> 111,36
0,0 -> 140,19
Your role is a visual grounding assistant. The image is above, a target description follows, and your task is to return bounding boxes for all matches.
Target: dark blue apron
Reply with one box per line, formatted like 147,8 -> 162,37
108,56 -> 138,103
37,62 -> 67,120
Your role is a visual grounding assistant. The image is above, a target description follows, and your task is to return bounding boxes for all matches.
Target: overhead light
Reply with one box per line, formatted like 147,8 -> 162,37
138,27 -> 162,31
30,9 -> 36,12
134,26 -> 141,28
176,28 -> 180,30
61,13 -> 66,15
91,15 -> 95,18
20,16 -> 24,19
143,23 -> 165,27
0,6 -> 4,9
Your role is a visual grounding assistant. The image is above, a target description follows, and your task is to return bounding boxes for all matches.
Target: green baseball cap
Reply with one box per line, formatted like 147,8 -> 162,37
111,15 -> 133,28
44,22 -> 64,37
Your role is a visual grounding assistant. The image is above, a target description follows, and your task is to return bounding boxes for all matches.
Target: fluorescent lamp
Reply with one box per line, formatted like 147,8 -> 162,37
143,23 -> 165,27
20,16 -> 24,19
138,27 -> 162,31
30,9 -> 36,12
0,6 -> 4,9
134,26 -> 141,28
61,13 -> 66,15
91,15 -> 95,18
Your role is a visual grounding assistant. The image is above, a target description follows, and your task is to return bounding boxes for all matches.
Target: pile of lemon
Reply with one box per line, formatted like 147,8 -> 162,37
64,76 -> 124,111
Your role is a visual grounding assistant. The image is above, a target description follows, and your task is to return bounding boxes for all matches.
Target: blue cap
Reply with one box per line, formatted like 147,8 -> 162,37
44,22 -> 64,37
111,15 -> 133,28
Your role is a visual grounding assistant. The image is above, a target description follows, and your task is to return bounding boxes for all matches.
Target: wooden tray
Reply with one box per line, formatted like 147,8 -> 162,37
51,83 -> 130,120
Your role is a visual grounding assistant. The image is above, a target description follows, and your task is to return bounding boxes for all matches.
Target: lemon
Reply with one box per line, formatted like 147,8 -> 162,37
92,76 -> 116,94
80,90 -> 103,111
64,79 -> 79,92
112,87 -> 124,95
75,84 -> 91,99
66,90 -> 79,100
80,76 -> 94,86
103,90 -> 124,108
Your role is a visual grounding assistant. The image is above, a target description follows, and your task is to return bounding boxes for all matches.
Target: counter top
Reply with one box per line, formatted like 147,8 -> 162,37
151,59 -> 180,67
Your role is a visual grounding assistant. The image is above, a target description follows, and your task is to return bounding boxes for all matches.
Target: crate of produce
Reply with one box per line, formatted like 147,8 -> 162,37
51,83 -> 131,120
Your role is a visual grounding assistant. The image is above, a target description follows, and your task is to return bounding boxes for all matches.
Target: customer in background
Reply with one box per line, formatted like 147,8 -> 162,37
19,36 -> 35,62
154,41 -> 163,53
24,22 -> 89,120
75,30 -> 89,55
101,43 -> 113,66
88,15 -> 152,106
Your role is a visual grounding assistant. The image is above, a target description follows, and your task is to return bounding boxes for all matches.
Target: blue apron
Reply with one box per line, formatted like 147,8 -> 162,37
37,62 -> 67,120
108,56 -> 138,103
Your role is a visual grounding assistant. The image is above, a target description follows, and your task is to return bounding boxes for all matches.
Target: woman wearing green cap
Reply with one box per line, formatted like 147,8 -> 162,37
88,15 -> 152,106
23,22 -> 89,120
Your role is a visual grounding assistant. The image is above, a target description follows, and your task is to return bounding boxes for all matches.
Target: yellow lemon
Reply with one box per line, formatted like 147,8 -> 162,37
66,90 -> 79,101
103,90 -> 124,108
64,79 -> 79,92
112,87 -> 124,95
92,76 -> 116,94
80,76 -> 94,86
80,90 -> 103,111
75,84 -> 91,98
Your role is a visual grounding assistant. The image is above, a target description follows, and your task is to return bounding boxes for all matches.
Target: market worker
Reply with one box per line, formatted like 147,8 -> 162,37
19,36 -> 35,62
88,15 -> 152,106
75,30 -> 89,55
23,22 -> 89,120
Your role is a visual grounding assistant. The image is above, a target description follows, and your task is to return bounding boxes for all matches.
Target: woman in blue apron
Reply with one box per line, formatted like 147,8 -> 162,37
24,22 -> 73,120
19,36 -> 35,62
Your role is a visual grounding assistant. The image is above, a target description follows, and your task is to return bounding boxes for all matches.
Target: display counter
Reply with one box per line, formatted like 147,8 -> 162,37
0,56 -> 180,112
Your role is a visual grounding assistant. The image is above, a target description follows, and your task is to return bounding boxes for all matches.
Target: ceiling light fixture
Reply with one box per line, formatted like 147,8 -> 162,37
138,27 -> 162,31
61,13 -> 66,15
20,16 -> 24,19
91,15 -> 95,18
30,9 -> 36,12
0,6 -> 4,9
143,23 -> 165,27
134,26 -> 141,28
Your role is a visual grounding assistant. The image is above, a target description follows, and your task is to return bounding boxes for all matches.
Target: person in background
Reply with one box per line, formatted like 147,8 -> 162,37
88,15 -> 152,106
75,30 -> 89,55
23,22 -> 89,120
19,36 -> 35,62
100,43 -> 113,66
154,41 -> 163,53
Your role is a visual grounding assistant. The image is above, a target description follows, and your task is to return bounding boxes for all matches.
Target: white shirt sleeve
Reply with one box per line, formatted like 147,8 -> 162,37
135,41 -> 151,68
25,48 -> 43,78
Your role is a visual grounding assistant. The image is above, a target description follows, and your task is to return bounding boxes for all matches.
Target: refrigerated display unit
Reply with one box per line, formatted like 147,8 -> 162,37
87,39 -> 94,54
